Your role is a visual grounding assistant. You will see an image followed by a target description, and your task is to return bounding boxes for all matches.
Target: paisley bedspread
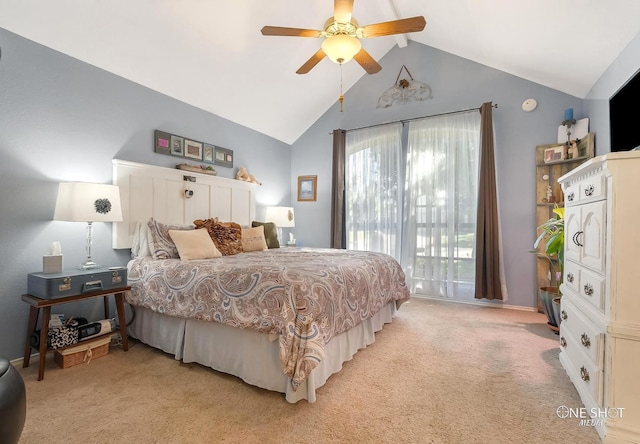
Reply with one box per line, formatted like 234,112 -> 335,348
126,247 -> 410,389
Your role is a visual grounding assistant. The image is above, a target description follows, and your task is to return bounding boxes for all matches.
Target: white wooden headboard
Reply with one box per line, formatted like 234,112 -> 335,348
112,159 -> 257,249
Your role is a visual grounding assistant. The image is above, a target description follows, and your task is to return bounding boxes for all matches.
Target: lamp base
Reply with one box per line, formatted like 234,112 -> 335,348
79,260 -> 99,270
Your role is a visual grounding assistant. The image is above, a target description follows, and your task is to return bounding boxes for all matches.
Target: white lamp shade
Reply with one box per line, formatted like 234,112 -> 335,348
321,35 -> 362,64
265,206 -> 295,228
54,182 -> 123,222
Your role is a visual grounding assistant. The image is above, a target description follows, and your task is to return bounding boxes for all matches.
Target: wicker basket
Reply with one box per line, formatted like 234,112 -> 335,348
54,336 -> 110,369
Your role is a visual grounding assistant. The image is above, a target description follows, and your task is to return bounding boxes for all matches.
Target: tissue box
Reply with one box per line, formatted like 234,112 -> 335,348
43,255 -> 63,273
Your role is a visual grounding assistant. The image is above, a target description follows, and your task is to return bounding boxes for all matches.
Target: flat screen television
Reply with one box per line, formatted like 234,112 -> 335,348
610,69 -> 640,152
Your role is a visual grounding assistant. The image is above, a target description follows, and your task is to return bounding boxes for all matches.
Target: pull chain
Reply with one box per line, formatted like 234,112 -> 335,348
339,62 -> 344,112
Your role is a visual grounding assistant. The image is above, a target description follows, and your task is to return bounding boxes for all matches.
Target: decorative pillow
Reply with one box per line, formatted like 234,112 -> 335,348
193,218 -> 244,256
241,225 -> 268,252
147,218 -> 194,259
251,221 -> 279,249
168,228 -> 222,261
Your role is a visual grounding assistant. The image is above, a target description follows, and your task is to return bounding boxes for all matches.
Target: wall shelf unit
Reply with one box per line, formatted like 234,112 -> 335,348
534,133 -> 594,310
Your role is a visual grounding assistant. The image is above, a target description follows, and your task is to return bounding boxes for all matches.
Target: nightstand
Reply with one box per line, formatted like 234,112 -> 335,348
21,286 -> 131,381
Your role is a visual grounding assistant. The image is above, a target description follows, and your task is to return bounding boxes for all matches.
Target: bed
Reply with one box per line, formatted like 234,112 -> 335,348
113,160 -> 410,402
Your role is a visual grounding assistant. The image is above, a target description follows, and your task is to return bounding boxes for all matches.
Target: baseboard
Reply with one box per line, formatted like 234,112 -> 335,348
410,294 -> 538,312
10,353 -> 38,367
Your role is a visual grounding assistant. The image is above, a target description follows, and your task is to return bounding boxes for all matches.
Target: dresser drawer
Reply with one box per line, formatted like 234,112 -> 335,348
560,329 -> 604,405
564,172 -> 606,206
579,267 -> 606,313
563,261 -> 580,295
559,297 -> 604,366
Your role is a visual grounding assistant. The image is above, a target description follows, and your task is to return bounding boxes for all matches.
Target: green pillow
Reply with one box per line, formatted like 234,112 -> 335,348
251,221 -> 279,249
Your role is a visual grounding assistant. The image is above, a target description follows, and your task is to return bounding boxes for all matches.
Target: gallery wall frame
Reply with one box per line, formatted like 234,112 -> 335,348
203,144 -> 215,163
154,130 -> 172,155
170,135 -> 184,157
214,146 -> 234,168
298,175 -> 317,202
154,129 -> 234,168
184,139 -> 203,160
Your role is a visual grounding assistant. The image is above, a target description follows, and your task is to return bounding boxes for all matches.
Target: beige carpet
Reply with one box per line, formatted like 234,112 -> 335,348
16,298 -> 601,444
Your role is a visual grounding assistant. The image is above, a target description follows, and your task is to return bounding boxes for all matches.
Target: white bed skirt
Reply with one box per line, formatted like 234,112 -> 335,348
128,302 -> 397,403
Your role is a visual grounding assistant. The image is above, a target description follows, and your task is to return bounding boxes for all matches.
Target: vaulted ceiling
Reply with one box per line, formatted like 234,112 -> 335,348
1,0 -> 639,145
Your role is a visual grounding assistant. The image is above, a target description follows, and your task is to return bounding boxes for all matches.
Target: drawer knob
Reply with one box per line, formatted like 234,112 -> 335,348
572,231 -> 584,247
561,310 -> 568,320
560,337 -> 567,348
580,366 -> 590,382
567,191 -> 575,202
567,273 -> 574,283
584,184 -> 594,196
583,283 -> 594,296
581,333 -> 591,348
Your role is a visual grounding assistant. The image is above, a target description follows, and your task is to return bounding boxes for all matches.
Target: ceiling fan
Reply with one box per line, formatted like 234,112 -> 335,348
261,0 -> 426,74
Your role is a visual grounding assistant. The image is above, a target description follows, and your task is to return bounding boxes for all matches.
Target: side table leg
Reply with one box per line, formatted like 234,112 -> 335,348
114,292 -> 129,351
23,306 -> 39,368
38,306 -> 51,381
103,296 -> 109,319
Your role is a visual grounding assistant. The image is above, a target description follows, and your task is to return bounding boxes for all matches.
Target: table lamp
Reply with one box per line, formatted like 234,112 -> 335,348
265,206 -> 295,246
54,182 -> 123,269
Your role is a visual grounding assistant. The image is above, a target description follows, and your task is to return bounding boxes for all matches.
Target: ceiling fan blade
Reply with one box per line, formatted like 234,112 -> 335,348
334,0 -> 354,23
261,26 -> 322,38
296,48 -> 327,74
353,48 -> 382,74
359,16 -> 426,38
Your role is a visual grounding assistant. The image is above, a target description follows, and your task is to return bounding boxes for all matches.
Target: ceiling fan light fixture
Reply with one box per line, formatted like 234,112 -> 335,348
321,35 -> 361,64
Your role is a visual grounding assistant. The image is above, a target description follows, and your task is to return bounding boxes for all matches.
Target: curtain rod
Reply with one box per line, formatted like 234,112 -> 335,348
340,103 -> 498,134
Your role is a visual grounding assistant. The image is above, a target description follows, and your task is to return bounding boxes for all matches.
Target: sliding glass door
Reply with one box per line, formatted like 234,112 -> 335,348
402,111 -> 481,300
345,123 -> 402,259
344,111 -> 480,301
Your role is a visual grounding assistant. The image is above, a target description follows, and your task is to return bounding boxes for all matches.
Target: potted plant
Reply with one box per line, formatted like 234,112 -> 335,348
533,205 -> 564,331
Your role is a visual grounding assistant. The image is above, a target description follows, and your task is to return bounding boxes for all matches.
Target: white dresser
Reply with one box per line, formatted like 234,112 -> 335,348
558,151 -> 640,442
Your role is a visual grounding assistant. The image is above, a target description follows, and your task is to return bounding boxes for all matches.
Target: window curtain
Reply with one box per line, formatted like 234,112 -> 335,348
345,123 -> 403,259
331,129 -> 346,249
401,110 -> 481,300
474,102 -> 507,300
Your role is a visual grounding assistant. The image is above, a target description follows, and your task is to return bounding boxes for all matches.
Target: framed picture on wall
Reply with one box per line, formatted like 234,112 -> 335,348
154,130 -> 172,155
170,135 -> 184,156
214,146 -> 234,168
298,175 -> 317,201
184,139 -> 203,160
203,144 -> 215,163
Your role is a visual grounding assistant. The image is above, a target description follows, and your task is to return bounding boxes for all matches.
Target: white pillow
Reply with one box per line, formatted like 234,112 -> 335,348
131,221 -> 153,258
168,228 -> 222,261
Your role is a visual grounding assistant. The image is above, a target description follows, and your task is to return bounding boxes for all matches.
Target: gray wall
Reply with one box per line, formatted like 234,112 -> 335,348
290,41 -> 587,309
0,28 -> 291,360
